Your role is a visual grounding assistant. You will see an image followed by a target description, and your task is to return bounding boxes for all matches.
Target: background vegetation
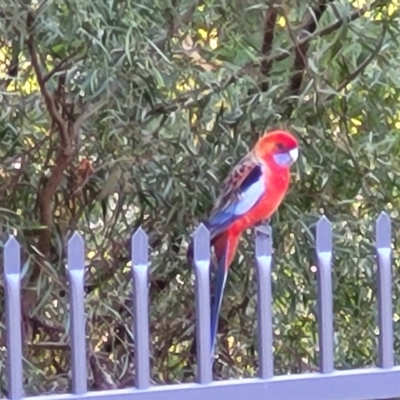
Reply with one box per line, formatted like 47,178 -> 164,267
1,0 -> 400,395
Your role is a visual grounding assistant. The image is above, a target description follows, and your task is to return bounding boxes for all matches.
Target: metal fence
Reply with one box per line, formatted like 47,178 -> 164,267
2,212 -> 400,400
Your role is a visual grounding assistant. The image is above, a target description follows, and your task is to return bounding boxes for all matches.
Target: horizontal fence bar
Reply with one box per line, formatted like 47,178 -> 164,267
20,367 -> 400,400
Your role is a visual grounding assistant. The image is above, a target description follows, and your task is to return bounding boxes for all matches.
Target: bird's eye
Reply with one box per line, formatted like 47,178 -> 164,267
276,143 -> 285,150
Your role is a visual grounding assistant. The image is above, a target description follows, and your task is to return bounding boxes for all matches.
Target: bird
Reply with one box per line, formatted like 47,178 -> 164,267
188,129 -> 299,357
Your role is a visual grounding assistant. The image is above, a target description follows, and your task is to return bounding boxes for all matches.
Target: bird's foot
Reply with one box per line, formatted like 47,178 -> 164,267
254,219 -> 271,237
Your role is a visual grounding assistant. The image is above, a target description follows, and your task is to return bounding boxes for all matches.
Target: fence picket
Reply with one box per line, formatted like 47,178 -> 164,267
4,236 -> 23,400
67,231 -> 88,394
375,211 -> 394,368
2,214 -> 400,400
316,216 -> 334,374
131,227 -> 151,389
254,224 -> 274,379
193,223 -> 212,384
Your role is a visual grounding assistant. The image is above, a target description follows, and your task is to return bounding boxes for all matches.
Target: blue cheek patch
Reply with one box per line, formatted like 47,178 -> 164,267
273,152 -> 291,166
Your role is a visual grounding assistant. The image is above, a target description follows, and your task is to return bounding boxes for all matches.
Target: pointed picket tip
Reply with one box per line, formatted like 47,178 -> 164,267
376,211 -> 391,249
377,210 -> 390,221
67,231 -> 85,270
68,231 -> 84,247
131,227 -> 148,266
193,223 -> 209,237
316,215 -> 332,253
193,223 -> 210,263
5,235 -> 20,252
4,235 -> 21,275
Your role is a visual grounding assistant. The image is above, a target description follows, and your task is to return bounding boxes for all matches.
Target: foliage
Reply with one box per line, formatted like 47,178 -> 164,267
0,0 -> 400,394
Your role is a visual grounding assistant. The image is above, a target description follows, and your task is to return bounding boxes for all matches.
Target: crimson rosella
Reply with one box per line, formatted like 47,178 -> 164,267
188,129 -> 299,357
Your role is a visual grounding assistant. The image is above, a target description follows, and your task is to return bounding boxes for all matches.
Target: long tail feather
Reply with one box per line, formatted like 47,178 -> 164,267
210,233 -> 240,357
210,246 -> 229,356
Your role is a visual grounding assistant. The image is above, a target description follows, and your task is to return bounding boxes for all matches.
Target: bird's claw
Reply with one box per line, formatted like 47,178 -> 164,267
254,219 -> 271,237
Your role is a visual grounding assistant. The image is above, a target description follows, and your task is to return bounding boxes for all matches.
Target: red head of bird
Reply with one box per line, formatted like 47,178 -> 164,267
254,129 -> 299,168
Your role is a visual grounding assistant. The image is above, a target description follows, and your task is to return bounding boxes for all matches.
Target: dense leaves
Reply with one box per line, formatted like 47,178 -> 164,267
1,0 -> 400,394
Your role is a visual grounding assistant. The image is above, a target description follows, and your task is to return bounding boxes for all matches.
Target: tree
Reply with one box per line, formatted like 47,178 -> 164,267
0,0 -> 399,394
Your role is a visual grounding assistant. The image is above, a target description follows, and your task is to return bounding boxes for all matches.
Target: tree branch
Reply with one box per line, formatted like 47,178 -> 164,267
260,5 -> 279,91
150,1 -> 384,116
287,1 -> 331,96
42,47 -> 85,84
327,26 -> 386,101
25,11 -> 111,267
24,12 -> 74,312
26,12 -> 70,151
171,1 -> 201,33
89,353 -> 118,390
0,37 -> 20,90
273,0 -> 386,64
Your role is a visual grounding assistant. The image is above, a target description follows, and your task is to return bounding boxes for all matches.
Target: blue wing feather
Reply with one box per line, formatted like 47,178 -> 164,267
239,164 -> 263,191
207,164 -> 265,233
